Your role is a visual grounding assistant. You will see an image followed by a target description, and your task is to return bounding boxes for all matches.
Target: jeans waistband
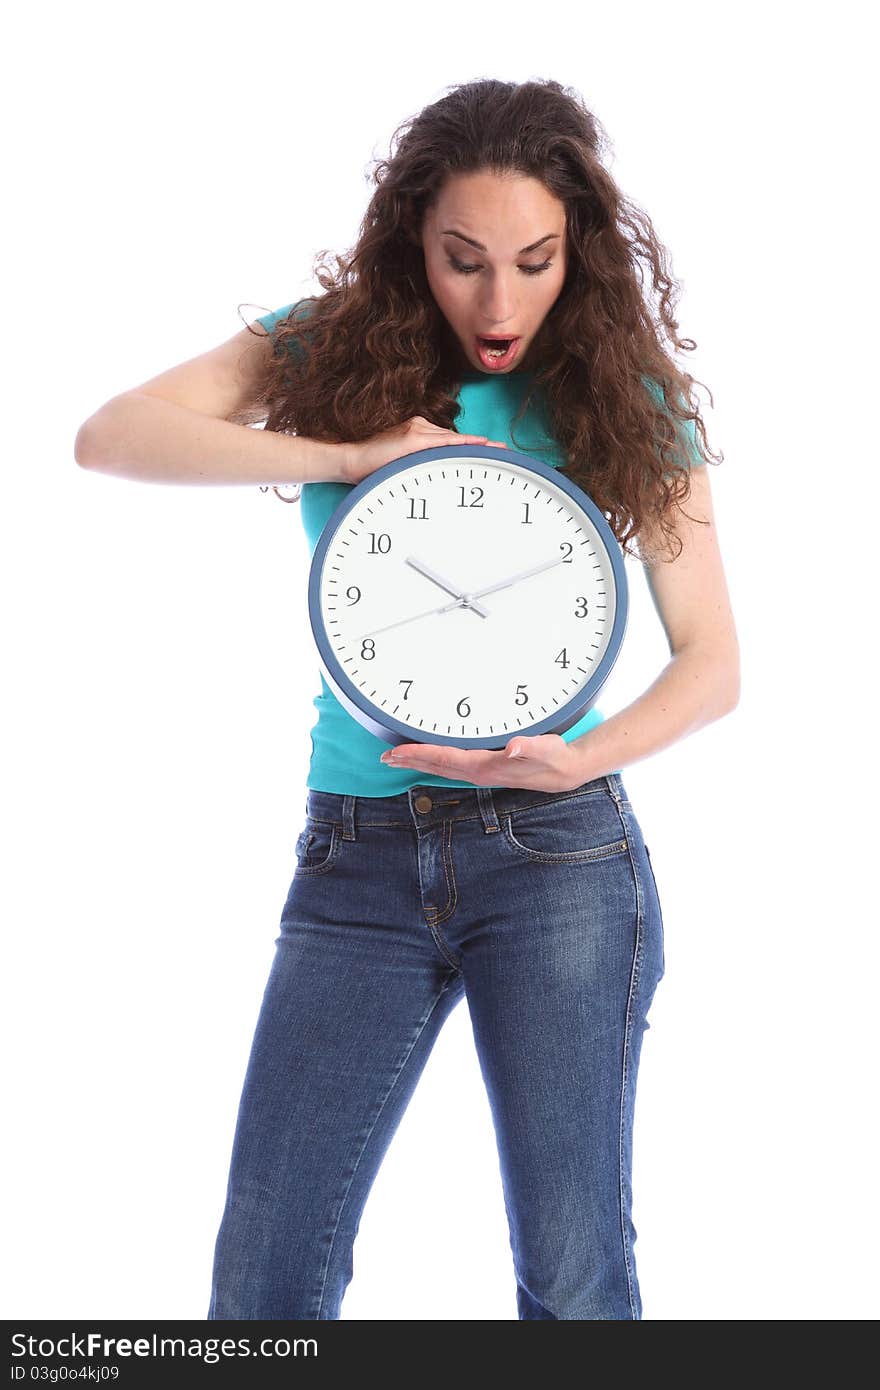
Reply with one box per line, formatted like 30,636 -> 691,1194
304,772 -> 627,838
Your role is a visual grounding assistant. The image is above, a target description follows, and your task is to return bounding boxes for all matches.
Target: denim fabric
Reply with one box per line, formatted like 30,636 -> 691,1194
207,770 -> 665,1320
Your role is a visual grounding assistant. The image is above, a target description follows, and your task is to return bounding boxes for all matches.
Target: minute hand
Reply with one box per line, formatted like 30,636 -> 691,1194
437,553 -> 570,610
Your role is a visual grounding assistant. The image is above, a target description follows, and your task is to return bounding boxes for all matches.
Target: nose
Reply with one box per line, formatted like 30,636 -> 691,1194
477,272 -> 518,327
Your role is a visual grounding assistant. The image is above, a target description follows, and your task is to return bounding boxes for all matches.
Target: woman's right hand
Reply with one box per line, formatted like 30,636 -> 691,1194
342,416 -> 508,486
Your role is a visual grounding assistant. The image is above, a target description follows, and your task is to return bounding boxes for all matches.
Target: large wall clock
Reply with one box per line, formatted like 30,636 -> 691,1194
306,443 -> 628,750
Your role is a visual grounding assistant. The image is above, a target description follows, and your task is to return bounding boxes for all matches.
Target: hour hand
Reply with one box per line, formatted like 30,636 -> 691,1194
405,556 -> 489,618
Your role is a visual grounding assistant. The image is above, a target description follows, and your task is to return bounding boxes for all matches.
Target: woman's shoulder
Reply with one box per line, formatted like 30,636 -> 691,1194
255,298 -> 317,336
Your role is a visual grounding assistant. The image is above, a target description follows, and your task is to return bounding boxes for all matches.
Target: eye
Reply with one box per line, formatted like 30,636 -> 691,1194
449,257 -> 553,277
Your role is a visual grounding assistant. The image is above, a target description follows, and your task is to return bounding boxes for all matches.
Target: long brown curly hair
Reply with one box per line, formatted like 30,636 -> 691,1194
242,77 -> 721,562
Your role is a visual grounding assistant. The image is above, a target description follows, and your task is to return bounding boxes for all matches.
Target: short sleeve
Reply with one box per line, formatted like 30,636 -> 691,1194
676,411 -> 704,470
255,302 -> 298,335
642,374 -> 705,471
254,298 -> 316,361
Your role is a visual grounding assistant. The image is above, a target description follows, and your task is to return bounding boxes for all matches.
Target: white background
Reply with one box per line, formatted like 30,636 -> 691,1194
4,0 -> 877,1322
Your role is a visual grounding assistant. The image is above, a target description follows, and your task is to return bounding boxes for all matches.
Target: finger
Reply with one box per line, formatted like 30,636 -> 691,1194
456,435 -> 508,447
379,745 -> 478,774
380,745 -> 515,777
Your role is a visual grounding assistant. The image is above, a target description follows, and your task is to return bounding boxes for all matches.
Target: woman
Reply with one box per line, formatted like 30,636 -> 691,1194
75,77 -> 739,1320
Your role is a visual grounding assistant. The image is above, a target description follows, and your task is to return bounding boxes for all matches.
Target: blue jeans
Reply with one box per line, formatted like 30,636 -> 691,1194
207,771 -> 665,1320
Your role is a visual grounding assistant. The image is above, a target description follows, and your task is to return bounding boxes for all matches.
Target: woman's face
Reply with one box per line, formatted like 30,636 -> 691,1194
420,169 -> 568,376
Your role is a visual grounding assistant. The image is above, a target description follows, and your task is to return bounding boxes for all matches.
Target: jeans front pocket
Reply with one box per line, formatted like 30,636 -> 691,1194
294,817 -> 342,875
501,787 -> 629,864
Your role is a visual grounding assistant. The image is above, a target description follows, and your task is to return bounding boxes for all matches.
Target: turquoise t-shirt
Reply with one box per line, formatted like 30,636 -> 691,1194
256,301 -> 701,796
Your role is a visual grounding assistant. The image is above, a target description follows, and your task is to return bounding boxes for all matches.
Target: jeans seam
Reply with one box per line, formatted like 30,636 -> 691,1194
315,978 -> 457,1318
424,914 -> 461,972
422,822 -> 461,969
613,798 -> 642,1321
431,818 -> 459,926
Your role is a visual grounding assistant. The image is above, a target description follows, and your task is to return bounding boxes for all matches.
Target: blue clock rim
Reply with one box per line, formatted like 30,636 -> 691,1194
307,443 -> 629,751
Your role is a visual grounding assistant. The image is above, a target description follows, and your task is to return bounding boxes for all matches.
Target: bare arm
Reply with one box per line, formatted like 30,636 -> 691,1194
571,465 -> 741,781
73,323 -> 348,486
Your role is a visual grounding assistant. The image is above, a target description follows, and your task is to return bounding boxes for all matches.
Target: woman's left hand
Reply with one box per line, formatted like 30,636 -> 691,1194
379,732 -> 588,792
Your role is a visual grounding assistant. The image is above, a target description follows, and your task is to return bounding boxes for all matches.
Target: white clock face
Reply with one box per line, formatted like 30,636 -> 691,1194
313,452 -> 621,745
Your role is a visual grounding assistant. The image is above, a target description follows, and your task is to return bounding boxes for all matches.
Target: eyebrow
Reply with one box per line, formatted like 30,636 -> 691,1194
441,230 -> 560,255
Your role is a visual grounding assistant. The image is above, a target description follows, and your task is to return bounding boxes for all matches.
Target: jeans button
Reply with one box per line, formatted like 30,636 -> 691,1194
414,794 -> 433,813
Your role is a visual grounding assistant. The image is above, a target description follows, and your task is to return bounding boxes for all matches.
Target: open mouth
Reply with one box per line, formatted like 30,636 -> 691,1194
475,336 -> 521,368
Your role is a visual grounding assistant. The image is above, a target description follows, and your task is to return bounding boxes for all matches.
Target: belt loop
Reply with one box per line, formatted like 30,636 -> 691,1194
476,787 -> 501,834
341,794 -> 357,841
605,772 -> 622,806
